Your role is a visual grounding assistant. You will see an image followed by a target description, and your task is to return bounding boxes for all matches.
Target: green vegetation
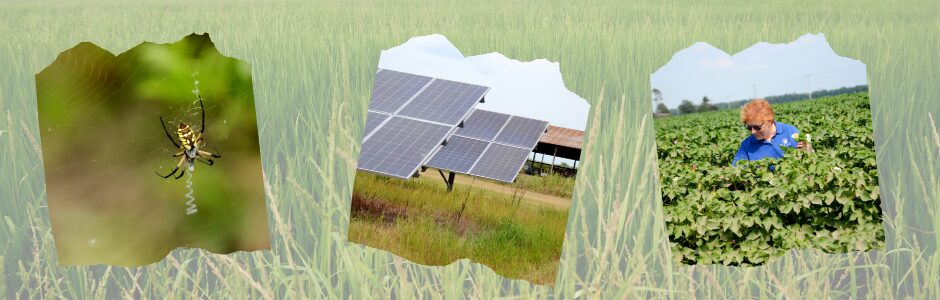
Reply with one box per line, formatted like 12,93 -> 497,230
349,172 -> 568,285
507,173 -> 577,199
655,93 -> 884,265
1,1 -> 938,299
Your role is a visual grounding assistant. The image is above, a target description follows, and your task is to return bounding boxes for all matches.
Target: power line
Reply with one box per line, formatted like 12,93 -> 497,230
753,64 -> 863,87
750,64 -> 864,99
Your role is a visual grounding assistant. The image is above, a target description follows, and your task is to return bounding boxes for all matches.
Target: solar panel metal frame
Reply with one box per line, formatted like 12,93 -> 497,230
357,69 -> 491,179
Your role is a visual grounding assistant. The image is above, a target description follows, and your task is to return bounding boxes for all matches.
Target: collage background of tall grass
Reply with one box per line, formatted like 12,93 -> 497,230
0,1 -> 937,298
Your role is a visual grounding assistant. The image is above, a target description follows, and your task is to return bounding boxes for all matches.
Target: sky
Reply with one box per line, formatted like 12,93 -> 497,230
650,33 -> 868,108
377,34 -> 590,131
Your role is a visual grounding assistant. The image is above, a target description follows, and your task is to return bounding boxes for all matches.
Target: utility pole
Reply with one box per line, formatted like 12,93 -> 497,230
806,75 -> 813,100
752,84 -> 757,99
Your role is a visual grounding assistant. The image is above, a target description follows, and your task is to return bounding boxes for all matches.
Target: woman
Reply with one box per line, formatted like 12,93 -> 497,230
731,99 -> 807,166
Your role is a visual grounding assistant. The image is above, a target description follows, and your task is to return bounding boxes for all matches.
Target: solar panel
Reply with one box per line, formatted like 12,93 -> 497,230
425,109 -> 549,183
425,136 -> 490,173
454,109 -> 511,140
357,117 -> 451,178
494,117 -> 549,148
363,111 -> 391,138
368,69 -> 434,113
398,80 -> 488,126
468,144 -> 533,182
358,69 -> 491,180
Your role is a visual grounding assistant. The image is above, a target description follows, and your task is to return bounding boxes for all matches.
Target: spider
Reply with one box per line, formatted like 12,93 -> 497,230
155,95 -> 222,179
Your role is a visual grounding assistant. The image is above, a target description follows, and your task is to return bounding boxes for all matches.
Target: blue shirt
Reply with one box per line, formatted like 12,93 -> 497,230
731,121 -> 800,166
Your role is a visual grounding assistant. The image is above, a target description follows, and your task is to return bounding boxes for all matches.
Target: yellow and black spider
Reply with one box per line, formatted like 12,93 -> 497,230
155,95 -> 222,179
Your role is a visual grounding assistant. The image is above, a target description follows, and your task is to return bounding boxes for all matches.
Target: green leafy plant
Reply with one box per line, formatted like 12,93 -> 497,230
656,92 -> 884,266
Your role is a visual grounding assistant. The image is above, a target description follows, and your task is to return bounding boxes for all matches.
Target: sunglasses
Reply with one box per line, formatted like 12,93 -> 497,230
744,122 -> 764,131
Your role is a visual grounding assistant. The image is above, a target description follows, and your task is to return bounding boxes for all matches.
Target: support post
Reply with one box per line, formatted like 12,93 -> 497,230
539,153 -> 545,173
438,169 -> 457,192
551,147 -> 558,175
447,171 -> 456,192
438,169 -> 448,185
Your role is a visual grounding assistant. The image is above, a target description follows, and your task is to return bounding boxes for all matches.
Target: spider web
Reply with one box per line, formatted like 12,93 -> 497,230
42,71 -> 236,190
36,43 -> 267,265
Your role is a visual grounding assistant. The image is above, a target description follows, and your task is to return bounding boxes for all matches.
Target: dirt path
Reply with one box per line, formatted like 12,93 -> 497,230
419,169 -> 572,210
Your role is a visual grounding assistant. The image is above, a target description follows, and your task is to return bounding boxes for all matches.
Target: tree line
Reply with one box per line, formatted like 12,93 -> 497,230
653,84 -> 869,116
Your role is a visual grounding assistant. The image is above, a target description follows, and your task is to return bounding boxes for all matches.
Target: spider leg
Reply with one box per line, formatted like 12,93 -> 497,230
197,158 -> 214,166
175,167 -> 186,179
198,150 -> 221,158
174,151 -> 184,157
160,116 -> 181,149
198,95 -> 206,133
194,133 -> 205,150
156,155 -> 187,179
155,167 -> 178,179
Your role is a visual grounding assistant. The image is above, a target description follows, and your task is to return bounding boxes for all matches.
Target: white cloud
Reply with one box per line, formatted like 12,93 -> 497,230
377,34 -> 590,131
700,56 -> 734,70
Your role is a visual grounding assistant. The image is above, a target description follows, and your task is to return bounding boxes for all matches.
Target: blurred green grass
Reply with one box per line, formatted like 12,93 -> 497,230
0,0 -> 938,299
508,172 -> 577,199
350,171 -> 567,282
349,171 -> 567,285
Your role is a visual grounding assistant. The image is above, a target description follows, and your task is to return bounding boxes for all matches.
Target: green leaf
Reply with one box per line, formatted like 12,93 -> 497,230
730,221 -> 741,235
809,194 -> 822,205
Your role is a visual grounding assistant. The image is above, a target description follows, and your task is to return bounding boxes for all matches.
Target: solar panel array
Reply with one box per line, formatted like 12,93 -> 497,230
364,111 -> 390,138
453,109 -> 510,140
468,144 -> 534,182
358,69 -> 489,179
494,117 -> 550,148
426,109 -> 549,183
367,70 -> 433,113
424,136 -> 489,174
397,80 -> 489,126
359,69 -> 551,184
359,117 -> 451,178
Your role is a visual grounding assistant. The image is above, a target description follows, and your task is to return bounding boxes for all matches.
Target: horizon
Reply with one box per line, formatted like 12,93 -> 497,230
659,84 -> 868,111
651,33 -> 868,108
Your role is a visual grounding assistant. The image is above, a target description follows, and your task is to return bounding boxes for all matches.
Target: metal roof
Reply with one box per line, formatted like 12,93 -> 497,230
538,125 -> 583,150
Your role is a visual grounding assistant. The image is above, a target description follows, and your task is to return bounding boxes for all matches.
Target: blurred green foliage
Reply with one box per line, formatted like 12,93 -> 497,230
35,33 -> 269,266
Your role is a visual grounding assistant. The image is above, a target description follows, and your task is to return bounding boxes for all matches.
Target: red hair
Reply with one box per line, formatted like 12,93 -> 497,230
740,99 -> 774,124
